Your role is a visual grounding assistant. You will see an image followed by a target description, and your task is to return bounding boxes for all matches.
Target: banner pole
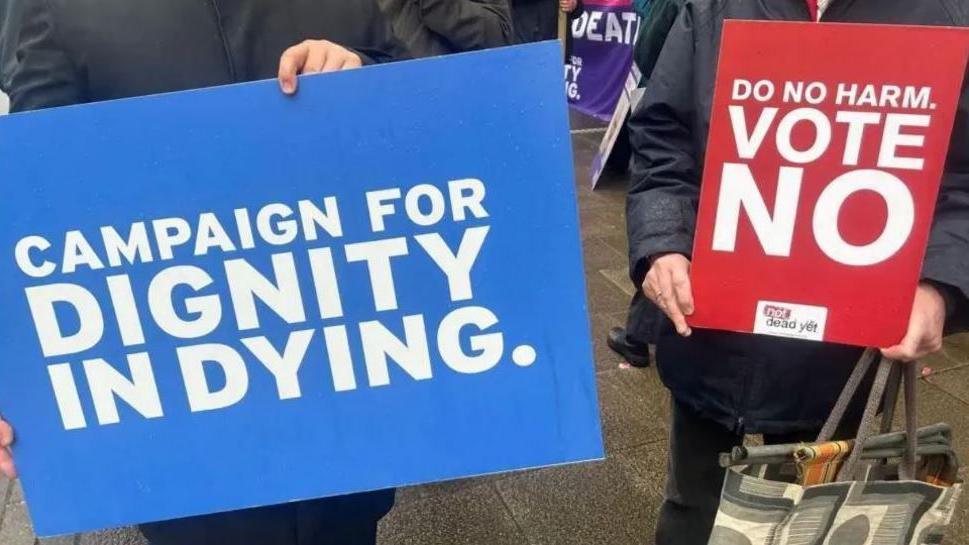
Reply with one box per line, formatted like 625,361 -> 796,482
558,10 -> 568,59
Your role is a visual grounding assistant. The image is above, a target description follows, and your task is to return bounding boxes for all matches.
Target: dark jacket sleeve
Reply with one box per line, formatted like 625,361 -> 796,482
417,0 -> 513,52
9,0 -> 84,112
626,4 -> 698,284
922,69 -> 969,332
0,0 -> 24,93
633,0 -> 684,86
348,0 -> 411,64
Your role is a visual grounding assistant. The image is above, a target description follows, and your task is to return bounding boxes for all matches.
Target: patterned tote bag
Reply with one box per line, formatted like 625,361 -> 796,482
709,352 -> 963,545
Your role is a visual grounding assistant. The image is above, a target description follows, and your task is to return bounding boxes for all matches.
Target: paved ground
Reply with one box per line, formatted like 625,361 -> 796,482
2,114 -> 968,545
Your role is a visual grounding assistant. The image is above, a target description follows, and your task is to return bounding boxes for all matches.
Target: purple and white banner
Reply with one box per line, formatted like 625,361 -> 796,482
566,0 -> 639,120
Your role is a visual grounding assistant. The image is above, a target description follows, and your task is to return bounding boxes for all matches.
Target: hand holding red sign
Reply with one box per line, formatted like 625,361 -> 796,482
687,21 -> 969,348
642,253 -> 694,337
882,282 -> 946,361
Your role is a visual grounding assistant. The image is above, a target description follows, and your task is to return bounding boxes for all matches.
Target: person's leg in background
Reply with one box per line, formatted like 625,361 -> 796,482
656,401 -> 835,545
655,400 -> 741,545
298,489 -> 396,545
139,503 -> 296,545
607,291 -> 653,367
139,489 -> 395,545
656,399 -> 865,545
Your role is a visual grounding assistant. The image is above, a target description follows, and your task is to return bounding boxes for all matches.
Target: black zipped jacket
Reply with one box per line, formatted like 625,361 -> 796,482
377,0 -> 512,58
627,0 -> 969,434
9,0 -> 406,113
0,0 -> 24,92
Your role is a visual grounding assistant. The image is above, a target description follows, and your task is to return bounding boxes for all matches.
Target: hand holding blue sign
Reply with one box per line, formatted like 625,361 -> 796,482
0,419 -> 13,479
278,40 -> 364,95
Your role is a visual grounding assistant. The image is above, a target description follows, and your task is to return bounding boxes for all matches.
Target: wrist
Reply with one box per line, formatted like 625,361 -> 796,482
920,280 -> 954,318
650,252 -> 685,265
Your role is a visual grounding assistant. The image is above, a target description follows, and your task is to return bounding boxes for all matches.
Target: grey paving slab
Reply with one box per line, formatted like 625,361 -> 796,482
10,480 -> 23,503
947,489 -> 969,545
77,528 -> 147,545
600,233 -> 629,257
0,495 -> 36,545
926,365 -> 969,405
599,268 -> 636,298
495,454 -> 658,545
905,380 -> 969,461
571,134 -> 604,178
396,473 -> 511,505
582,236 -> 628,273
571,140 -> 621,212
377,484 -> 527,545
590,172 -> 629,198
0,475 -> 11,520
612,441 -> 669,499
585,272 -> 630,315
569,110 -> 607,132
582,181 -> 626,213
578,206 -> 626,242
922,334 -> 969,373
596,368 -> 669,453
609,441 -> 670,540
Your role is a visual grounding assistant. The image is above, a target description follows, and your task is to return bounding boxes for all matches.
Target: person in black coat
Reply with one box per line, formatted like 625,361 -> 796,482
626,1 -> 969,544
513,0 -> 582,44
0,1 -> 404,544
377,0 -> 513,58
7,0 -> 407,112
512,0 -> 558,44
0,0 -> 23,93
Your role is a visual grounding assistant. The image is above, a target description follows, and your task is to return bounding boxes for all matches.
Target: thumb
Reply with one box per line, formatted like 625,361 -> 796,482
881,329 -> 918,362
278,43 -> 310,95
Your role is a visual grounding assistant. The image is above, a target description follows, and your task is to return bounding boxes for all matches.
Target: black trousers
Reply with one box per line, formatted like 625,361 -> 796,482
139,490 -> 396,545
655,403 -> 826,545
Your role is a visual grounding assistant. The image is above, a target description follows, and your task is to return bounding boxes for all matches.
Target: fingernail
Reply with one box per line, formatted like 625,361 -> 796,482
282,81 -> 294,94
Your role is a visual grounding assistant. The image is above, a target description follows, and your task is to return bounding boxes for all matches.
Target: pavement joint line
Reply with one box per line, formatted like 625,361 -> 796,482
0,477 -> 11,529
599,269 -> 637,298
928,361 -> 969,374
606,435 -> 669,458
609,437 -> 671,455
592,235 -> 630,261
921,379 -> 969,407
492,482 -> 534,545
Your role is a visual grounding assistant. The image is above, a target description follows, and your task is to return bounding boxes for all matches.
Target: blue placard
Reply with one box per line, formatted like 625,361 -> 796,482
0,42 -> 602,536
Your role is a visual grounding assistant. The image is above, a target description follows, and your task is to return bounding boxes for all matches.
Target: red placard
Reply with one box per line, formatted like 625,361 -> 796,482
688,21 -> 969,347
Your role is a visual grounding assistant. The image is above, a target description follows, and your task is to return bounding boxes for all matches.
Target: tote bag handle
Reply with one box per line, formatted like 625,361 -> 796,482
816,349 -> 918,481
